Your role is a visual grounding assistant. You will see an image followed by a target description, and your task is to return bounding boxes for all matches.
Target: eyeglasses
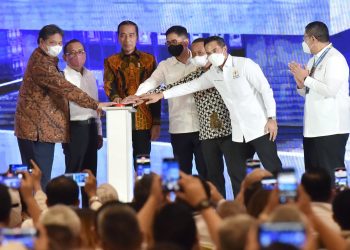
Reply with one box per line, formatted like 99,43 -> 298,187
65,50 -> 86,57
165,40 -> 181,46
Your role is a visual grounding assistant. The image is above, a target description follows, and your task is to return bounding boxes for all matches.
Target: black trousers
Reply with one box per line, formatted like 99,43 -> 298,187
201,135 -> 255,198
132,129 -> 151,171
230,134 -> 283,190
62,120 -> 98,207
17,138 -> 55,189
303,133 -> 349,184
170,132 -> 207,179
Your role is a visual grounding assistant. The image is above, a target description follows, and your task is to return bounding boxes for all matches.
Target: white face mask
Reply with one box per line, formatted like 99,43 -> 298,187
208,53 -> 225,67
190,55 -> 208,67
47,45 -> 62,57
302,41 -> 311,54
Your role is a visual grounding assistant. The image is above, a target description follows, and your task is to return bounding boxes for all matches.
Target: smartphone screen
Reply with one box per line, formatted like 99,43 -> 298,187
278,168 -> 297,204
261,177 -> 277,190
0,174 -> 23,189
246,159 -> 261,175
259,222 -> 306,248
136,155 -> 151,178
64,173 -> 89,187
9,164 -> 32,174
162,158 -> 180,192
1,228 -> 37,250
335,168 -> 348,190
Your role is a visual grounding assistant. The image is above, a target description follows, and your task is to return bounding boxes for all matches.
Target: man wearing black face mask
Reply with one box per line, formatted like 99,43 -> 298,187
124,26 -> 207,178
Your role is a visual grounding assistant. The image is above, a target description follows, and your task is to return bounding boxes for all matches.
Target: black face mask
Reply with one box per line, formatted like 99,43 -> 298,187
168,44 -> 184,57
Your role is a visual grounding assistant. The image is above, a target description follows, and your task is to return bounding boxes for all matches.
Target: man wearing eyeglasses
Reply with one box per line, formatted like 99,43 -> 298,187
62,39 -> 102,206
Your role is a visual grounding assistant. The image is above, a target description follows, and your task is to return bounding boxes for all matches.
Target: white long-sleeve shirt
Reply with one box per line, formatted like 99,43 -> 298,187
163,54 -> 276,143
135,56 -> 199,134
64,66 -> 102,135
297,43 -> 350,137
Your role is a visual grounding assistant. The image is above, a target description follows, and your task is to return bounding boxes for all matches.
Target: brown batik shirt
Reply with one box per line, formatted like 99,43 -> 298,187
15,48 -> 99,143
103,49 -> 160,130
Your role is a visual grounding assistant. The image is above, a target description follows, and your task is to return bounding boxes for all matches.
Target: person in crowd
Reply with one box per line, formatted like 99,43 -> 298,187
39,205 -> 81,250
137,36 -> 283,185
96,203 -> 142,250
104,20 -> 161,169
289,21 -> 350,183
15,24 -> 113,188
332,189 -> 350,241
301,168 -> 341,231
124,25 -> 207,178
62,38 -> 103,207
0,184 -> 12,228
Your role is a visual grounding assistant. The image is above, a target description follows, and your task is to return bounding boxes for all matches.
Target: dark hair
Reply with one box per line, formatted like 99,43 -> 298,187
165,25 -> 188,38
118,20 -> 139,37
332,189 -> 350,230
37,24 -> 64,44
301,169 -> 332,202
305,21 -> 330,43
63,39 -> 84,54
97,203 -> 142,250
46,176 -> 79,206
204,36 -> 226,47
153,203 -> 197,250
133,174 -> 154,212
46,225 -> 77,250
0,184 -> 11,224
192,38 -> 205,45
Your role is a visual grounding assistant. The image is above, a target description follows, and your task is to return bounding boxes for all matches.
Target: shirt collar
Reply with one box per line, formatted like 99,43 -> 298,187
315,43 -> 332,58
120,48 -> 140,59
65,65 -> 86,76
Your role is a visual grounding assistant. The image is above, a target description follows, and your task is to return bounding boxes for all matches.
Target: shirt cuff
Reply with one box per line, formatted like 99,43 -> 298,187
266,109 -> 276,118
163,90 -> 171,99
304,76 -> 312,88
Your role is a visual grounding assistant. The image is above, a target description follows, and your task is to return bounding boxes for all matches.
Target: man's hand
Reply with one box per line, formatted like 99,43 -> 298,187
112,97 -> 122,103
176,172 -> 208,207
97,102 -> 117,116
121,95 -> 143,105
264,119 -> 278,141
97,135 -> 103,150
83,169 -> 97,198
140,93 -> 164,105
288,61 -> 309,88
20,171 -> 34,202
151,125 -> 160,141
30,159 -> 42,191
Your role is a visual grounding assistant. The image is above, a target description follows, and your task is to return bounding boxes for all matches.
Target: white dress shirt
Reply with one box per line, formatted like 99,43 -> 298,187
64,66 -> 102,135
135,55 -> 199,134
163,54 -> 276,143
297,44 -> 350,137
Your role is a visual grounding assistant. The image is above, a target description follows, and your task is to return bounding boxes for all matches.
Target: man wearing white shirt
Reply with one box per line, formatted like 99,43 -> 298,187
140,36 -> 282,183
124,26 -> 207,177
62,39 -> 103,206
289,21 -> 350,183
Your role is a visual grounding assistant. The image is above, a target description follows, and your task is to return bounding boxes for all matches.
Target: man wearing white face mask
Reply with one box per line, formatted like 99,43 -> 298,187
289,21 -> 350,183
141,36 -> 282,176
146,38 -> 254,197
15,24 -> 114,188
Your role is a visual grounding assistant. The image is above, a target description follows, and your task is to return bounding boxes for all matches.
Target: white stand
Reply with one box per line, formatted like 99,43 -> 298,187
102,106 -> 136,202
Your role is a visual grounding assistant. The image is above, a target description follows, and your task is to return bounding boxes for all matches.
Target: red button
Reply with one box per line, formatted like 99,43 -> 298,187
113,104 -> 125,107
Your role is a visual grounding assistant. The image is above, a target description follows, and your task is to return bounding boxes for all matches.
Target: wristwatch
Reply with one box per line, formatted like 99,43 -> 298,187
194,199 -> 212,211
268,116 -> 276,120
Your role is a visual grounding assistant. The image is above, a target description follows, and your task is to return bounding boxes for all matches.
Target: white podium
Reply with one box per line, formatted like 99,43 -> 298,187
102,106 -> 136,202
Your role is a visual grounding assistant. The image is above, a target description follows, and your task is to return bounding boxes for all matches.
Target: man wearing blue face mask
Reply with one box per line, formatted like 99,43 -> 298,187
140,36 -> 283,179
15,24 -> 114,188
123,26 -> 207,178
289,21 -> 350,183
